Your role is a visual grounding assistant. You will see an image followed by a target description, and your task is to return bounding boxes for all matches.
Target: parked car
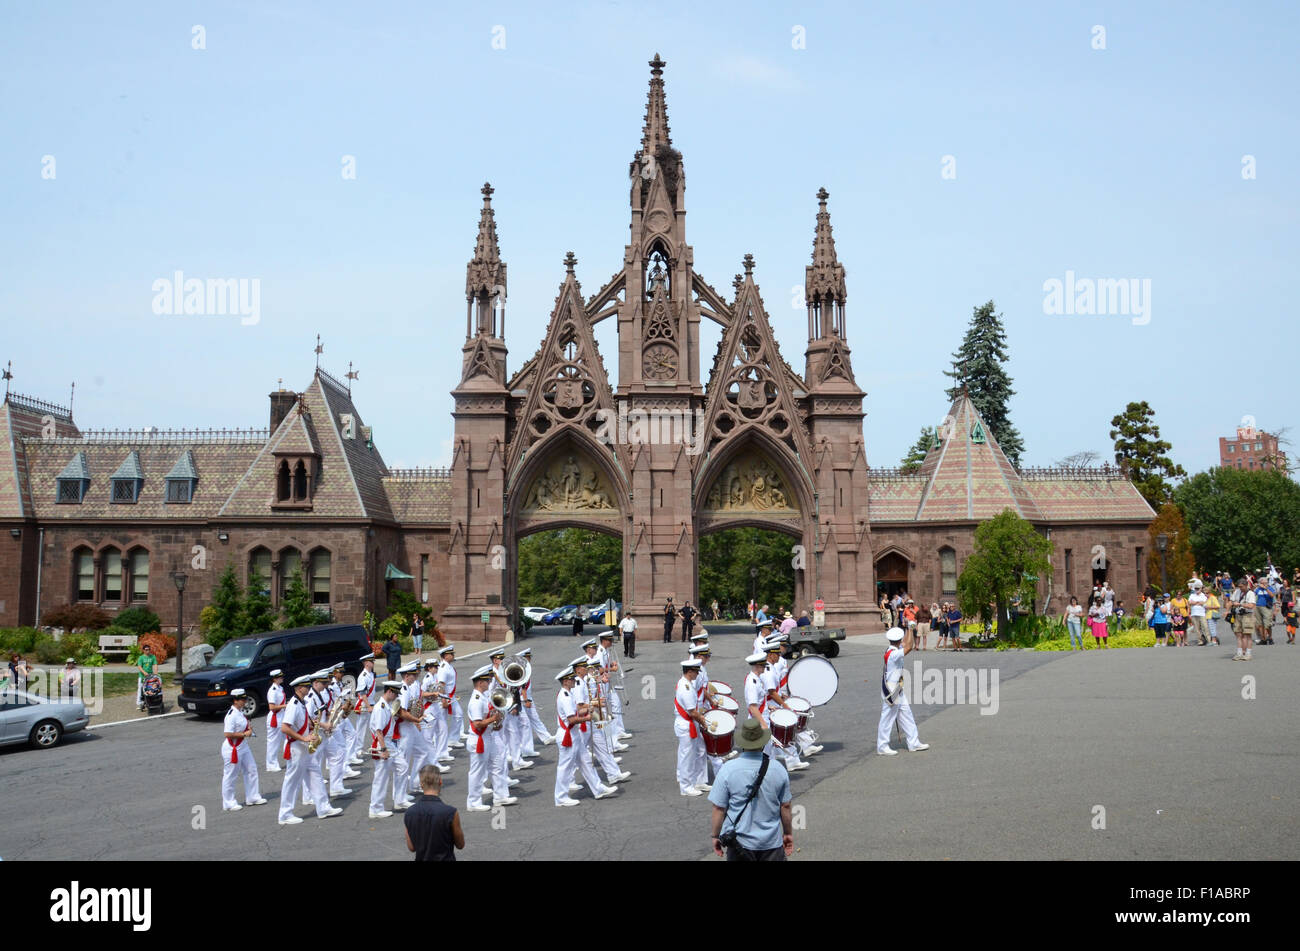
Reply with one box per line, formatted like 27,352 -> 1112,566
522,606 -> 551,623
541,605 -> 577,625
0,689 -> 91,750
586,602 -> 622,623
178,623 -> 372,718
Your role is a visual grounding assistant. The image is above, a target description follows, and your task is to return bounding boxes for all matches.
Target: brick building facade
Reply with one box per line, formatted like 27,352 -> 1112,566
0,56 -> 1154,639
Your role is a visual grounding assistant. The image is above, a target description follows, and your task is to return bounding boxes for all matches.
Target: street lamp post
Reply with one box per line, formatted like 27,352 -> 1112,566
1155,533 -> 1168,594
749,566 -> 759,611
171,570 -> 188,679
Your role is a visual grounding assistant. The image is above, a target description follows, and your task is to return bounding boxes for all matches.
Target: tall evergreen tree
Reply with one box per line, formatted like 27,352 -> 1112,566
944,300 -> 1025,467
242,569 -> 276,636
1109,401 -> 1186,510
206,562 -> 244,649
280,566 -> 316,629
900,426 -> 936,474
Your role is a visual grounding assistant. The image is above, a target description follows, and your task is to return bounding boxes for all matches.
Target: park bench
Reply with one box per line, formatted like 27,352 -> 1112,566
98,633 -> 137,661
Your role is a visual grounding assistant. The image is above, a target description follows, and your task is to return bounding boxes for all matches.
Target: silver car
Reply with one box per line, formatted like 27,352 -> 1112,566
0,690 -> 91,750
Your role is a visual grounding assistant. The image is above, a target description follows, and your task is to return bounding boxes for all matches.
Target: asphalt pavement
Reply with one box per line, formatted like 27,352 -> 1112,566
1,623 -> 1294,861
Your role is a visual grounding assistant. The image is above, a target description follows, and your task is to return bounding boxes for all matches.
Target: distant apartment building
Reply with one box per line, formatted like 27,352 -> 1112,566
1219,418 -> 1287,471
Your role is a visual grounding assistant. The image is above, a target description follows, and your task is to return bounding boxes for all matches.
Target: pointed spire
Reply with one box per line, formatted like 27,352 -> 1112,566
466,182 -> 506,301
564,251 -> 577,275
640,53 -> 672,156
806,186 -> 846,306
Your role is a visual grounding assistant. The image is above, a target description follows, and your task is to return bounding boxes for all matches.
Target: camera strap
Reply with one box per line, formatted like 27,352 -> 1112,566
723,753 -> 770,839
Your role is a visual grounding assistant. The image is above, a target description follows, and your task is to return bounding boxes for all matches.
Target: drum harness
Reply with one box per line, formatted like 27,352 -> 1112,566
717,754 -> 771,851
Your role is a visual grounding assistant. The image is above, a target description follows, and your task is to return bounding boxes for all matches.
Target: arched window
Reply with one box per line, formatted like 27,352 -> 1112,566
74,548 -> 94,601
249,547 -> 272,596
276,460 -> 291,501
309,549 -> 331,606
102,546 -> 123,602
645,242 -> 672,299
280,548 -> 302,602
940,547 -> 958,596
128,549 -> 150,602
293,460 -> 307,500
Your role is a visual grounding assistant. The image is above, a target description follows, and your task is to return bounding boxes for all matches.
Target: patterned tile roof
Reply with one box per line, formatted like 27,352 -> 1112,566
109,450 -> 144,481
383,470 -> 452,522
57,452 -> 92,481
165,449 -> 199,481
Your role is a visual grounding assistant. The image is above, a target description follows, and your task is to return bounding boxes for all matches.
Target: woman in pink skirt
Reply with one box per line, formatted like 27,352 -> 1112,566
1087,596 -> 1109,647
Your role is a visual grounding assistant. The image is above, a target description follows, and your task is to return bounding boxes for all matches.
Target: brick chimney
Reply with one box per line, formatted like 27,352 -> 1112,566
269,389 -> 297,432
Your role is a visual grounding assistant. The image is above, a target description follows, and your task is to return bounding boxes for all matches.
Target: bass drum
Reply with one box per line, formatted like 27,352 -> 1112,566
786,655 -> 838,707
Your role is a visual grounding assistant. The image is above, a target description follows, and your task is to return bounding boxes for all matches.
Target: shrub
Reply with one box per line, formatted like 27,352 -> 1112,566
376,612 -> 410,643
139,632 -> 176,661
113,606 -> 161,636
389,589 -> 432,623
82,653 -> 106,667
198,604 -> 218,636
42,603 -> 112,631
0,627 -> 41,655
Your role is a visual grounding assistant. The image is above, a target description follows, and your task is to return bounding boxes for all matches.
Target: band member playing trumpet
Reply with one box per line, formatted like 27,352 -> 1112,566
597,632 -> 631,743
278,674 -> 340,825
465,666 -> 515,812
327,664 -> 360,794
675,659 -> 708,795
553,666 -> 617,806
368,681 -> 411,818
305,671 -> 347,804
574,654 -> 628,788
220,689 -> 266,811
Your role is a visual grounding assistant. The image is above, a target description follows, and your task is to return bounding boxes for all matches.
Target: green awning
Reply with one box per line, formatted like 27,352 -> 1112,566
384,564 -> 414,580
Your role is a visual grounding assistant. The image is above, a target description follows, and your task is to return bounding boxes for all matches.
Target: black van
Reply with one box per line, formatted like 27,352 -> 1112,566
178,623 -> 372,718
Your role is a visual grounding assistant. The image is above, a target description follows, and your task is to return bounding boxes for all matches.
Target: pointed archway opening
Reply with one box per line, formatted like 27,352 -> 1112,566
698,526 -> 802,622
516,526 -> 623,635
875,551 -> 910,599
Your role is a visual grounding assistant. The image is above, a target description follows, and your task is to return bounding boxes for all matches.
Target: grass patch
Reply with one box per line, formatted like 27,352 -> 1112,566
1034,628 -> 1156,651
100,672 -> 177,697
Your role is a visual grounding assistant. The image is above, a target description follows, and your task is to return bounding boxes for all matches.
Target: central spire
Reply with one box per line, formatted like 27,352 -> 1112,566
640,53 -> 672,155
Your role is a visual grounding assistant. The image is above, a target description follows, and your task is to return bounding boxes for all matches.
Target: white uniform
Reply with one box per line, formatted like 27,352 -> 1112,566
774,654 -> 817,754
465,689 -> 510,808
434,662 -> 457,762
265,682 -> 286,770
596,644 -> 626,736
326,678 -> 354,793
761,666 -> 801,768
744,671 -> 778,759
420,670 -> 445,761
400,680 -> 434,790
220,705 -> 262,808
878,643 -> 922,752
673,676 -> 706,794
278,695 -> 331,821
304,687 -> 332,803
520,677 -> 550,756
697,664 -> 723,780
368,699 -> 410,813
575,675 -> 621,785
349,668 -> 377,762
553,686 -> 608,803
492,666 -> 523,769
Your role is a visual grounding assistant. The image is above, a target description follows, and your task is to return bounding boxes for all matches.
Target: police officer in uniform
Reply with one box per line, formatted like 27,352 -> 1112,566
220,689 -> 266,810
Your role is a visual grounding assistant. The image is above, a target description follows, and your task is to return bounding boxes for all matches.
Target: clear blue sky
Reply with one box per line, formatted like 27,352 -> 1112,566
3,1 -> 1296,474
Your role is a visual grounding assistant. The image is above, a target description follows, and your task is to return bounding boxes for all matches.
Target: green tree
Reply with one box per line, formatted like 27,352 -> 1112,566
900,426 -> 936,474
1109,401 -> 1186,510
280,566 -> 316,629
698,527 -> 797,613
242,570 -> 276,636
1173,467 -> 1300,575
955,509 -> 1054,639
207,562 -> 244,648
944,300 -> 1025,467
1145,502 -> 1196,594
516,529 -> 622,607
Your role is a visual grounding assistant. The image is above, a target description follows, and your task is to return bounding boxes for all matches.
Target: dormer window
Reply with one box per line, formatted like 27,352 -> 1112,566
109,451 -> 144,505
166,479 -> 192,503
164,449 -> 198,505
272,453 -> 317,509
56,452 -> 91,504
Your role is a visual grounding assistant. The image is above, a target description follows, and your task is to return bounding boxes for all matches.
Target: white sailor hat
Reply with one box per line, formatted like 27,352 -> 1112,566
762,640 -> 783,652
688,644 -> 711,655
438,643 -> 456,655
331,662 -> 345,671
471,664 -> 495,681
689,633 -> 709,643
745,651 -> 768,665
570,655 -> 591,668
598,631 -> 614,640
359,652 -> 376,662
381,680 -> 403,691
423,658 -> 439,667
311,669 -> 331,681
886,626 -> 905,642
230,688 -> 247,698
488,647 -> 506,659
554,666 -> 575,682
397,661 -> 419,674
581,638 -> 598,649
269,668 -> 284,678
681,659 -> 702,670
290,674 -> 314,687
518,646 -> 533,657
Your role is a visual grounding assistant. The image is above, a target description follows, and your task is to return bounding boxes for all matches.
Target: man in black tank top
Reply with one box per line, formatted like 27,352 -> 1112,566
404,765 -> 465,861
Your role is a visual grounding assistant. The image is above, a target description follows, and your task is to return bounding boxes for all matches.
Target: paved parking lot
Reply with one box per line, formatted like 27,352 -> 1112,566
1,628 -> 1295,861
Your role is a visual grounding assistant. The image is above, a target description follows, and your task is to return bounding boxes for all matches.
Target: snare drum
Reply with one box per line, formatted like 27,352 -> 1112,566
769,709 -> 798,748
710,680 -> 733,697
786,696 -> 813,731
702,710 -> 737,756
712,694 -> 740,715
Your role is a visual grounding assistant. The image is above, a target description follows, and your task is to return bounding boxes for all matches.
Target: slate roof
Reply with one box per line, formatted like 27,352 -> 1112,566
109,450 -> 144,482
868,394 -> 1153,524
383,471 -> 453,522
165,450 -> 199,481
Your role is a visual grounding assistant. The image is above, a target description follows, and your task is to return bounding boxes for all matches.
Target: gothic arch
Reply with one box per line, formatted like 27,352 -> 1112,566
507,427 -> 629,529
694,426 -> 815,525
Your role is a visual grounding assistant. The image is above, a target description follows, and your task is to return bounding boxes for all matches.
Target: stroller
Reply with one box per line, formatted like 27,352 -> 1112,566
142,674 -> 164,715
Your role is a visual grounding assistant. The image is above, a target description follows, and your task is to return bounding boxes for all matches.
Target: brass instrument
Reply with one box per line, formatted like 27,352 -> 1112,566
583,666 -> 609,728
306,713 -> 324,754
487,686 -> 514,730
325,694 -> 353,734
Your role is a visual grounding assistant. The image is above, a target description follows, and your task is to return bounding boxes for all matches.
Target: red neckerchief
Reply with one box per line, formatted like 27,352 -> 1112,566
674,696 -> 698,738
227,709 -> 244,763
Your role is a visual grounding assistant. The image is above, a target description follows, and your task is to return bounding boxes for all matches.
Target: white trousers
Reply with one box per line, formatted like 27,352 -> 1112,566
676,729 -> 706,793
448,698 -> 465,740
348,710 -> 371,761
554,730 -> 607,803
589,720 -> 622,783
303,733 -> 329,804
368,746 -> 409,813
433,704 -> 453,762
505,710 -> 526,765
467,730 -> 510,808
327,721 -> 354,793
878,694 -> 921,752
526,702 -> 552,747
421,712 -> 443,765
402,724 -> 434,791
220,741 -> 261,808
280,743 -> 331,821
266,715 -> 283,769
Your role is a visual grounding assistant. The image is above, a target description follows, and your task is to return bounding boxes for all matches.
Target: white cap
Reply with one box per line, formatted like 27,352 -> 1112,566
290,674 -> 314,687
554,666 -> 575,682
688,645 -> 710,655
518,647 -> 533,657
886,627 -> 905,642
230,688 -> 247,698
471,664 -> 495,680
397,662 -> 419,674
689,633 -> 709,643
581,638 -> 598,649
439,643 -> 456,655
269,668 -> 284,678
382,680 -> 403,691
745,652 -> 768,665
681,659 -> 702,669
311,669 -> 331,681
359,653 -> 376,662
